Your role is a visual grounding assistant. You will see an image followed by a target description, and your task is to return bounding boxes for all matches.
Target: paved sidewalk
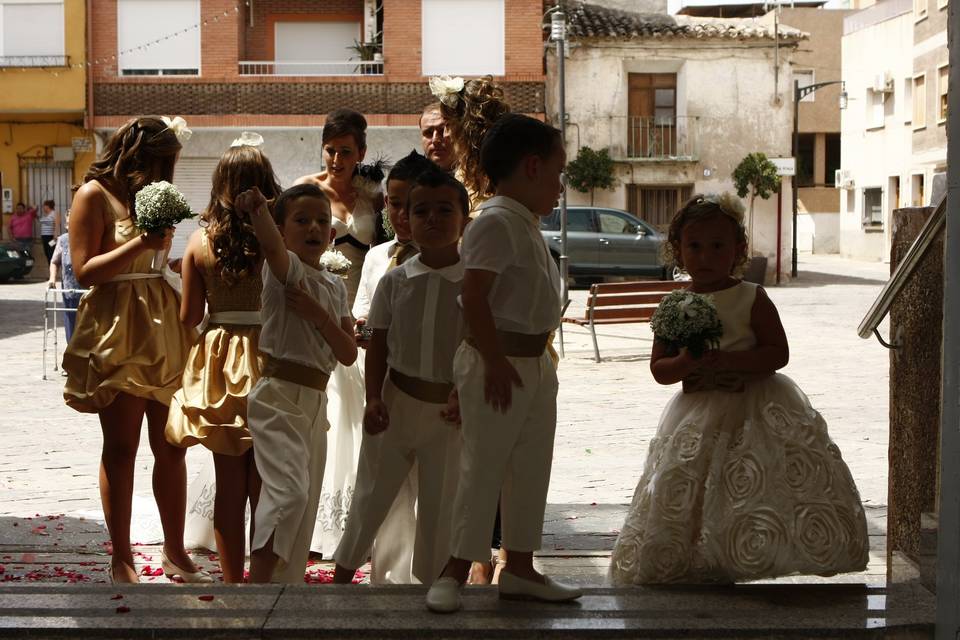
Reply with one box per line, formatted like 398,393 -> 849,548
0,254 -> 892,585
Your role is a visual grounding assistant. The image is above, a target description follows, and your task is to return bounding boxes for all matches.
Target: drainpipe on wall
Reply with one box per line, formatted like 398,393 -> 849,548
84,0 -> 94,132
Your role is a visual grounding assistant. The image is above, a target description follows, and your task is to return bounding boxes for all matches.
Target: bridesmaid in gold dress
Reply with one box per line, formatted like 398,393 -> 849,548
165,139 -> 282,583
63,117 -> 208,584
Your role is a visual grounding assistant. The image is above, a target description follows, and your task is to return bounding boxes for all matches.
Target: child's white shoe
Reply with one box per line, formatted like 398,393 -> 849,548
425,576 -> 463,613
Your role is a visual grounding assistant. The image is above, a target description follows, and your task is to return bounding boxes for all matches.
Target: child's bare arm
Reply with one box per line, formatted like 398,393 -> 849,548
179,230 -> 206,327
238,187 -> 289,283
461,268 -> 523,412
650,340 -> 702,385
363,328 -> 390,434
713,287 -> 789,374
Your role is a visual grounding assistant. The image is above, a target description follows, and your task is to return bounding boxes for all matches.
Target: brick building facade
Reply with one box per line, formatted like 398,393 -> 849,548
88,0 -> 547,236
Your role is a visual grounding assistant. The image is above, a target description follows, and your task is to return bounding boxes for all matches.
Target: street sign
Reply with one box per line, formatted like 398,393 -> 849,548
771,157 -> 796,176
71,137 -> 93,153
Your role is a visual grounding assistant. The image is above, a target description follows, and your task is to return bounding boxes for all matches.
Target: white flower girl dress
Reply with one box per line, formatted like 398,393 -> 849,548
609,281 -> 869,584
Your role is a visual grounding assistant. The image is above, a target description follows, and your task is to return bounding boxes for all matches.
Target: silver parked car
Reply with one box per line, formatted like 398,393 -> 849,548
540,206 -> 670,281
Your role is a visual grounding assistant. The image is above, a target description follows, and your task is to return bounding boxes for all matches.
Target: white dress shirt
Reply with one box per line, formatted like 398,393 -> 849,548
461,196 -> 562,334
367,256 -> 465,384
259,251 -> 350,373
353,239 -> 395,319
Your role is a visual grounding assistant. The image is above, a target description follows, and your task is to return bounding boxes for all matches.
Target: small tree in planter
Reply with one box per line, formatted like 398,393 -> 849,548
732,152 -> 781,283
566,146 -> 617,205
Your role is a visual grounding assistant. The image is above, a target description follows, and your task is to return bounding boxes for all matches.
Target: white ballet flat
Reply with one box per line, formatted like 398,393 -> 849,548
498,571 -> 582,602
161,550 -> 214,584
425,576 -> 463,613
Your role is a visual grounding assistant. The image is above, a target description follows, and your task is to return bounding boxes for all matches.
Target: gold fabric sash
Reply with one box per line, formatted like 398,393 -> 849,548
263,354 -> 329,391
208,311 -> 262,326
388,368 -> 453,405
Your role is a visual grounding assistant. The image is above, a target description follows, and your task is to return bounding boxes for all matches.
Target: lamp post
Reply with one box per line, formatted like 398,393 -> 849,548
791,80 -> 846,278
550,9 -> 569,313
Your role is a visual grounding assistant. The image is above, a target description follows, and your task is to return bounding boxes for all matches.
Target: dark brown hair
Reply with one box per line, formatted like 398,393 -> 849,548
407,165 -> 471,218
203,145 -> 282,286
440,76 -> 510,198
480,114 -> 562,188
273,183 -> 331,226
665,194 -> 749,274
322,108 -> 367,150
78,117 -> 181,219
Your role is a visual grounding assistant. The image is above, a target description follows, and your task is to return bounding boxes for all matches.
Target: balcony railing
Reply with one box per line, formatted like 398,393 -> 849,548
626,115 -> 700,161
0,55 -> 69,68
238,60 -> 384,77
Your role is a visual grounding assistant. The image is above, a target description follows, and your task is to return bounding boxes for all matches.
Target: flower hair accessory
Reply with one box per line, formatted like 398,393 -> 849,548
429,75 -> 465,108
701,192 -> 746,224
161,116 -> 192,142
230,131 -> 264,148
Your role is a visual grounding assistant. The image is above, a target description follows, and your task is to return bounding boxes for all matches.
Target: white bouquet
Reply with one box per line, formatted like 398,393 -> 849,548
320,248 -> 352,277
650,289 -> 723,358
134,181 -> 195,269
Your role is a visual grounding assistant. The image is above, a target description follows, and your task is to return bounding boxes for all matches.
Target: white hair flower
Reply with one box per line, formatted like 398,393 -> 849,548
230,131 -> 264,148
429,75 -> 465,108
702,192 -> 746,223
320,248 -> 352,277
161,116 -> 192,142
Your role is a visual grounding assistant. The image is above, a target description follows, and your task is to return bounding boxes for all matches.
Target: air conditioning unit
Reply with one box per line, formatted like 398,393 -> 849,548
872,72 -> 894,93
835,169 -> 855,189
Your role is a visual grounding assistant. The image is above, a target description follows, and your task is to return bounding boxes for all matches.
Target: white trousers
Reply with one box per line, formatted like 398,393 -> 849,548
334,377 -> 461,583
370,465 -> 418,583
248,376 -> 328,584
449,342 -> 558,562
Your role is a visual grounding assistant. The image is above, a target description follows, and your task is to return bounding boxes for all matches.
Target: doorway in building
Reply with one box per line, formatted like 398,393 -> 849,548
20,159 -> 73,230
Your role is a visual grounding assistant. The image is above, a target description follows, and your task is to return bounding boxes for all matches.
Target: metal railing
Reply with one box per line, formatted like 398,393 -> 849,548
858,193 -> 947,344
0,55 -> 70,68
238,60 -> 384,76
626,115 -> 700,161
42,287 -> 88,381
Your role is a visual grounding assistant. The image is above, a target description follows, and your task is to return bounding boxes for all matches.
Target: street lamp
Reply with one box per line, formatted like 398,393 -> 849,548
791,80 -> 846,278
549,8 -> 570,323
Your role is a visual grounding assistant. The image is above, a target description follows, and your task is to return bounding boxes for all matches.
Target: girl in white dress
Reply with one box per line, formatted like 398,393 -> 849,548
609,193 -> 869,585
295,108 -> 385,558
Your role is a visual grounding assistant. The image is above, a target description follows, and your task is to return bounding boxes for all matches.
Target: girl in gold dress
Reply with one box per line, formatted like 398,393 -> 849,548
165,141 -> 282,583
62,117 -> 208,584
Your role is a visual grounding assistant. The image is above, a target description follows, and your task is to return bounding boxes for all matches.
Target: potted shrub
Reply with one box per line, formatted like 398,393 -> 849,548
565,146 -> 617,205
732,152 -> 781,284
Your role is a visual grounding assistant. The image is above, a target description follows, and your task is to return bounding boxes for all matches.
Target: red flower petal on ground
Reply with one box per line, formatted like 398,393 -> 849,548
198,595 -> 214,602
110,594 -> 123,600
115,606 -> 130,614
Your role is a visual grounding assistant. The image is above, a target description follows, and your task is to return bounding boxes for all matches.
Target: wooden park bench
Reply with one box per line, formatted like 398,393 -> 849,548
560,280 -> 688,362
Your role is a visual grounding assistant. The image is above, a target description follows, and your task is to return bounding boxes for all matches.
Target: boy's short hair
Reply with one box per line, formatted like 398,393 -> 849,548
479,114 -> 562,188
43,199 -> 55,209
387,150 -> 436,187
407,166 -> 470,217
273,183 -> 330,226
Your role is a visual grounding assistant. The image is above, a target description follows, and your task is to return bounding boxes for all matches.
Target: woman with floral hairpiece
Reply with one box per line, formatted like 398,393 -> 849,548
62,116 -> 210,584
295,108 -> 387,558
165,135 -> 283,583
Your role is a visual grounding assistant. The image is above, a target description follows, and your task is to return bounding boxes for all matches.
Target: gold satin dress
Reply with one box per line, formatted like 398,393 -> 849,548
62,189 -> 195,413
165,234 -> 263,456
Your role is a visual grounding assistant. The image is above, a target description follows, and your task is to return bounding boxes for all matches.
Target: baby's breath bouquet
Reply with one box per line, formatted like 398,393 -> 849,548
320,248 -> 352,277
650,290 -> 723,358
134,181 -> 195,270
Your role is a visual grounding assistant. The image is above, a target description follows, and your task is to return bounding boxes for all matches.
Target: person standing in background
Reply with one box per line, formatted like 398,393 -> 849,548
39,200 -> 61,264
8,202 -> 37,249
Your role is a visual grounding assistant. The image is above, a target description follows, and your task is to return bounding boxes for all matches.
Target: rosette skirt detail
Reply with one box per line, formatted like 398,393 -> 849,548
609,373 -> 869,585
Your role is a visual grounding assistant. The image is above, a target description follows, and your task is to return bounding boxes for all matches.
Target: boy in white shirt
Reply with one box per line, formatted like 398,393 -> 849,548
426,114 -> 582,612
238,183 -> 358,584
350,150 -> 436,584
333,167 -> 469,584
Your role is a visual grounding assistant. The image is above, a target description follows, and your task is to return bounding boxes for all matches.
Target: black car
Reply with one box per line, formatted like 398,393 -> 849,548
540,206 -> 669,280
0,241 -> 35,282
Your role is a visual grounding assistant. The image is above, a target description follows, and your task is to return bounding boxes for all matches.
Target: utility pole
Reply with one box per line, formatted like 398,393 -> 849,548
551,8 -> 569,313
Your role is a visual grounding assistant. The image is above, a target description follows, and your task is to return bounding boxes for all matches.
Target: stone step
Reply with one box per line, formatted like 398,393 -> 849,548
0,581 -> 934,639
